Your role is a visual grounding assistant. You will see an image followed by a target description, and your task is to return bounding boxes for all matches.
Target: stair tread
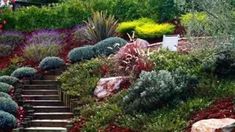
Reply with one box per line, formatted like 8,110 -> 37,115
31,119 -> 70,122
23,90 -> 58,91
33,106 -> 69,108
22,95 -> 59,97
25,100 -> 62,102
24,127 -> 67,130
34,112 -> 73,115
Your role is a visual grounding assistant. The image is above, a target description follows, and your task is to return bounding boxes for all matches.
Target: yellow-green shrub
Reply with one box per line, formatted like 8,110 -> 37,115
180,12 -> 208,27
116,18 -> 155,34
135,23 -> 175,39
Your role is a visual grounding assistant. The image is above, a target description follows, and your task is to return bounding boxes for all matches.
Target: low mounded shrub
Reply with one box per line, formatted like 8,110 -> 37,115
135,23 -> 175,39
0,110 -> 17,130
39,56 -> 65,70
68,45 -> 95,63
23,44 -> 61,62
0,76 -> 19,85
0,97 -> 18,115
93,37 -> 127,56
123,69 -> 198,113
116,18 -> 155,34
0,92 -> 11,99
0,82 -> 13,93
11,67 -> 37,79
117,18 -> 175,39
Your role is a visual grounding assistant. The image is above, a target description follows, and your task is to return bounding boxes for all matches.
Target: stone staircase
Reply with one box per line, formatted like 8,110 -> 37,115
21,80 -> 73,132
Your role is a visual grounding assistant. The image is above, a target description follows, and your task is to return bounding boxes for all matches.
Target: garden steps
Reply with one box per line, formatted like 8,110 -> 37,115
20,79 -> 72,132
24,127 -> 67,132
30,120 -> 70,127
22,95 -> 59,100
22,89 -> 59,95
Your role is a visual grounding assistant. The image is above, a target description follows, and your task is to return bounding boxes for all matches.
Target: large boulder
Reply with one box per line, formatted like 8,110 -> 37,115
191,118 -> 235,132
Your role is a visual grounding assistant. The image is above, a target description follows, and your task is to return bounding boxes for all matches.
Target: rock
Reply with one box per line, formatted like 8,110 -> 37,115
94,76 -> 129,99
191,118 -> 235,132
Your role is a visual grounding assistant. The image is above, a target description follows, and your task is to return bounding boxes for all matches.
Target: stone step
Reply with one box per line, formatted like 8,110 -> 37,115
23,127 -> 67,132
22,95 -> 59,100
22,80 -> 58,85
33,106 -> 70,112
33,112 -> 73,120
24,100 -> 64,106
30,120 -> 70,127
22,90 -> 59,95
23,85 -> 58,90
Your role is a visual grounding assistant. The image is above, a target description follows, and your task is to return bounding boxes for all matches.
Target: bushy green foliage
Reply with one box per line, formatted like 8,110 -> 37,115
84,11 -> 118,43
123,70 -> 198,113
0,92 -> 11,99
202,48 -> 235,77
0,97 -> 18,115
0,65 -> 19,76
0,82 -> 12,93
116,18 -> 155,34
68,45 -> 95,63
58,58 -> 103,97
93,37 -> 127,56
11,67 -> 37,79
23,44 -> 61,62
150,50 -> 202,76
39,56 -> 65,70
81,103 -> 122,131
0,110 -> 17,130
0,76 -> 19,85
117,18 -> 175,39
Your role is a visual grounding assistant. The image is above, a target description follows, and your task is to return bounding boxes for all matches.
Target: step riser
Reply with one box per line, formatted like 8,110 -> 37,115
22,80 -> 58,85
34,115 -> 73,120
23,86 -> 58,90
25,101 -> 64,106
34,108 -> 70,113
23,91 -> 59,95
31,122 -> 68,127
23,96 -> 59,100
24,129 -> 67,132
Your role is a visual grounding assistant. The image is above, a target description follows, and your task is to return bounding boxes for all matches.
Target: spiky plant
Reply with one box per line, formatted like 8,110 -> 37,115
84,11 -> 118,43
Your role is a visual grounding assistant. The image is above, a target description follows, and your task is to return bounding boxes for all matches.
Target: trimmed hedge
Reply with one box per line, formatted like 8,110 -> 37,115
68,45 -> 95,63
39,56 -> 65,70
93,37 -> 127,56
11,67 -> 37,79
0,76 -> 19,85
0,110 -> 17,130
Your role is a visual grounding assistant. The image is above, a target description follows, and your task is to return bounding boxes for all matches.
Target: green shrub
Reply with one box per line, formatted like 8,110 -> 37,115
0,92 -> 11,99
135,23 -> 175,39
0,65 -> 19,76
11,67 -> 37,79
81,103 -> 122,131
58,58 -> 103,97
116,18 -> 155,34
0,110 -> 17,130
0,31 -> 24,47
0,97 -> 18,115
202,48 -> 235,76
23,44 -> 61,62
68,45 -> 95,63
84,11 -> 118,43
39,56 -> 65,70
0,82 -> 13,93
93,37 -> 127,56
122,70 -> 198,113
150,50 -> 202,76
0,76 -> 19,85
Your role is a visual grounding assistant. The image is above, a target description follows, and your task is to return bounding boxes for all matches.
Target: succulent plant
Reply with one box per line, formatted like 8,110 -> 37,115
11,67 -> 37,79
39,56 -> 65,70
